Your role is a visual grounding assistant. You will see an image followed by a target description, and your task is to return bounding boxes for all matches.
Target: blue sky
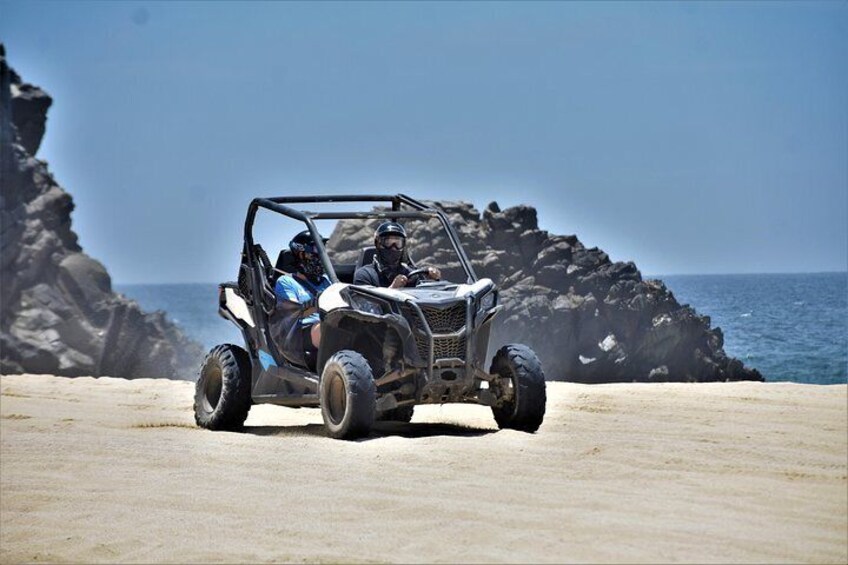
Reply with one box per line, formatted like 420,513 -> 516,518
2,1 -> 846,283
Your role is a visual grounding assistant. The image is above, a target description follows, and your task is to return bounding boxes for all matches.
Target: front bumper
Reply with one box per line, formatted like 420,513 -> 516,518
399,294 -> 500,403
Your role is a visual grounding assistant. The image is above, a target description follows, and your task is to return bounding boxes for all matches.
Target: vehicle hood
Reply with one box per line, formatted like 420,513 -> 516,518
361,278 -> 494,303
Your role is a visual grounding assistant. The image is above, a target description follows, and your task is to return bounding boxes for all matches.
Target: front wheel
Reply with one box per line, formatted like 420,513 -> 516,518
490,344 -> 546,433
320,351 -> 376,439
194,344 -> 252,431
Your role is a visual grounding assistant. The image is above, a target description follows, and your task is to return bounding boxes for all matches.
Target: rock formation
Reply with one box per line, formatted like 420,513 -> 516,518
1,46 -> 203,379
328,201 -> 763,383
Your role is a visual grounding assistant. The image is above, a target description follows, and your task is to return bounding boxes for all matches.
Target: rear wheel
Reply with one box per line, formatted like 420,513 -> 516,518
194,344 -> 252,431
320,351 -> 376,439
490,344 -> 546,433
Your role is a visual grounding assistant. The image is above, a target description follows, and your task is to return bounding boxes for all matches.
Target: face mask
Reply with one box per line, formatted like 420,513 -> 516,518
299,252 -> 324,283
377,247 -> 403,269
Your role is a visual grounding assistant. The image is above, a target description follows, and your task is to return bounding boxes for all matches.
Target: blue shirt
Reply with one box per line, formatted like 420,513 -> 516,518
274,274 -> 331,326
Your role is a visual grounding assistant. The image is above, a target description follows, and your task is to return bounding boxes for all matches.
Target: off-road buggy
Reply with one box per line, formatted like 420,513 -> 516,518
194,194 -> 546,439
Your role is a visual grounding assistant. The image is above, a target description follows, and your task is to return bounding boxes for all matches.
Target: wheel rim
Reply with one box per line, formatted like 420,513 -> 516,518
496,368 -> 518,417
326,372 -> 347,426
202,365 -> 223,413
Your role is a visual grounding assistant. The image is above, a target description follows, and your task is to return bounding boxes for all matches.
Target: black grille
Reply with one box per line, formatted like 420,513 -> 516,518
420,303 -> 467,333
410,334 -> 466,362
400,301 -> 468,362
433,335 -> 466,360
412,334 -> 429,362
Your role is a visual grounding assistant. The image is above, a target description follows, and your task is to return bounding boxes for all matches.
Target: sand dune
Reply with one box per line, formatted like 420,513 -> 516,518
1,374 -> 846,564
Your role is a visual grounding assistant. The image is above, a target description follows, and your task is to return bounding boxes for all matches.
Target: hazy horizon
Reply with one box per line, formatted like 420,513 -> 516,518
112,271 -> 847,286
2,1 -> 846,284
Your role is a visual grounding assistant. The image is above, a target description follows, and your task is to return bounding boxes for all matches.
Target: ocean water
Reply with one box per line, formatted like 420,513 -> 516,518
116,272 -> 847,385
660,273 -> 846,384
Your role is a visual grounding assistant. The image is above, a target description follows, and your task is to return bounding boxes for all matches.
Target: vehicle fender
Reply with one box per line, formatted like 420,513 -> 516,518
318,282 -> 350,313
454,278 -> 494,299
316,308 -> 423,374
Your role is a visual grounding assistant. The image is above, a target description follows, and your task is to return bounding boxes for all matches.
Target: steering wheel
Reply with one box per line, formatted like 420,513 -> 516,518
405,267 -> 441,286
406,267 -> 431,280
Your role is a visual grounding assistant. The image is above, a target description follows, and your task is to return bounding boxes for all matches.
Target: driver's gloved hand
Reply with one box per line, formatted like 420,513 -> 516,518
389,274 -> 408,289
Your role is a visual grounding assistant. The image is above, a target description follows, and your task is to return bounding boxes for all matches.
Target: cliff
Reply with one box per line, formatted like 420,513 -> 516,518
0,46 -> 203,378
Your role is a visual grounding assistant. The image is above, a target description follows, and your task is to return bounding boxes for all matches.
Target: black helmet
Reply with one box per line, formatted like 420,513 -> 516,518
374,222 -> 406,271
374,221 -> 407,240
289,230 -> 327,255
289,230 -> 327,282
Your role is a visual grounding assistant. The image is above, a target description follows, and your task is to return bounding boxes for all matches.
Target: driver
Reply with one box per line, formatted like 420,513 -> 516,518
353,221 -> 441,288
272,230 -> 331,367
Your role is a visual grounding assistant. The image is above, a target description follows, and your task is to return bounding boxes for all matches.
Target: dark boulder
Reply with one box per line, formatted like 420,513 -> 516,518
327,199 -> 763,383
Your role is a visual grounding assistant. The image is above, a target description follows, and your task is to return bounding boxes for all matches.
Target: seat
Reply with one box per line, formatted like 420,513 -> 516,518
334,264 -> 356,283
356,246 -> 377,270
278,249 -> 356,284
252,244 -> 277,313
275,249 -> 297,275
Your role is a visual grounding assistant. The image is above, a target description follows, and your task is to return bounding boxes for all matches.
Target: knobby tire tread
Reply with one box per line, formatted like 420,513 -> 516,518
491,344 -> 547,433
194,344 -> 252,431
322,350 -> 376,440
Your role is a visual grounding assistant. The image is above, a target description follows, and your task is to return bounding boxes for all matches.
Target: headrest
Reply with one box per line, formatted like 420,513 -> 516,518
356,246 -> 377,269
276,249 -> 298,273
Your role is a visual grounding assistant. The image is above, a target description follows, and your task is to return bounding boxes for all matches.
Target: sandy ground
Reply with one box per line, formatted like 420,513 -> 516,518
0,375 -> 845,564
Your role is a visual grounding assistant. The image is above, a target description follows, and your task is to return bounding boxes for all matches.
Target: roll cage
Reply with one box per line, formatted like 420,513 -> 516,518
243,194 -> 477,283
240,193 -> 478,369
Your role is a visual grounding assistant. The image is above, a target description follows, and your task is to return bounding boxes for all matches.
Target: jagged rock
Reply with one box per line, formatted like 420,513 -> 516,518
327,199 -> 763,383
0,46 -> 203,379
9,68 -> 51,156
648,365 -> 670,381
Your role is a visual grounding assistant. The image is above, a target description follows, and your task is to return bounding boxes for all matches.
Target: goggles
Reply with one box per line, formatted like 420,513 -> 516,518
379,235 -> 405,250
292,242 -> 318,255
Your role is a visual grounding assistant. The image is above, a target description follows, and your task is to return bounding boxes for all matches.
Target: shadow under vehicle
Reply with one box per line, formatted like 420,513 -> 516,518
194,194 -> 546,439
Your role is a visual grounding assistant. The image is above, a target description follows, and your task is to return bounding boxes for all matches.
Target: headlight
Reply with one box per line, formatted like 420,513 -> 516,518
478,291 -> 496,313
349,293 -> 385,315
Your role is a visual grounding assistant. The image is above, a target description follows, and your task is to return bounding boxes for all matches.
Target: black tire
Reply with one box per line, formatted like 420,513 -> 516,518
194,344 -> 252,431
490,344 -> 546,433
378,404 -> 415,423
320,350 -> 376,440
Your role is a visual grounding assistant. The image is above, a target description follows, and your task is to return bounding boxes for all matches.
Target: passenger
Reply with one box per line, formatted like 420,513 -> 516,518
272,230 -> 331,368
353,221 -> 441,288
